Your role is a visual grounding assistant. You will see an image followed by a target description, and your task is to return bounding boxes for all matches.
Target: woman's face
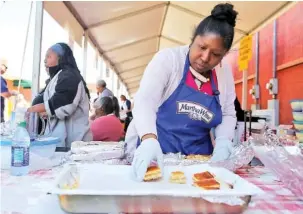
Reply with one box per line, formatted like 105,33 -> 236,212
44,49 -> 59,71
96,85 -> 103,93
189,33 -> 227,73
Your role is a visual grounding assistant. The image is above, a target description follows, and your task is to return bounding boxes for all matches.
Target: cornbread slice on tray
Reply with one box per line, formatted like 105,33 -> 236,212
169,171 -> 186,184
143,166 -> 162,182
192,179 -> 220,190
192,171 -> 214,182
185,155 -> 211,161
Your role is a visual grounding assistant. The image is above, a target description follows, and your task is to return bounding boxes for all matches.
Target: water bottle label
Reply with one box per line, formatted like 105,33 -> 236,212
11,147 -> 29,167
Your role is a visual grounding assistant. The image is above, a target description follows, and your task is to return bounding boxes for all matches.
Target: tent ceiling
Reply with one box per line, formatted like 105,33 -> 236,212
65,1 -> 291,97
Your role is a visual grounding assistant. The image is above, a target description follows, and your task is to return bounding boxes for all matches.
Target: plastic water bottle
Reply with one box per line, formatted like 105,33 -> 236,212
11,121 -> 30,176
15,104 -> 27,126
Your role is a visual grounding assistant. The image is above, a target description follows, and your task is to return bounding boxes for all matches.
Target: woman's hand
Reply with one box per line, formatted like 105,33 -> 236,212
131,138 -> 164,182
39,112 -> 48,119
27,106 -> 35,113
27,103 -> 46,113
210,138 -> 232,162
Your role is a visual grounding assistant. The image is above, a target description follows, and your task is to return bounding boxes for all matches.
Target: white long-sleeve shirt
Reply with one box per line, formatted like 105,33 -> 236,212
125,45 -> 236,158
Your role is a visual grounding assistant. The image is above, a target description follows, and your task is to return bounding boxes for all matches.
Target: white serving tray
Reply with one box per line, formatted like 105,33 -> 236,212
49,163 -> 264,197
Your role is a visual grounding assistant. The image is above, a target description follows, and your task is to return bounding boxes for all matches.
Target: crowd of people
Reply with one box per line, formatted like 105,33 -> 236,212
1,43 -> 132,147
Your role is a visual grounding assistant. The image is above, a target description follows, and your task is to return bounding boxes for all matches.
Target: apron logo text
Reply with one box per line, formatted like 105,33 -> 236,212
177,101 -> 214,123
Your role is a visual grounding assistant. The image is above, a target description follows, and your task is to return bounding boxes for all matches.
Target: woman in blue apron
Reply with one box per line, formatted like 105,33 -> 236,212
129,3 -> 238,181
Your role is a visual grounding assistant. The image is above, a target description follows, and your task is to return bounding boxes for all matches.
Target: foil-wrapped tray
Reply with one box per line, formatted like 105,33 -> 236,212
70,141 -> 125,161
158,141 -> 255,172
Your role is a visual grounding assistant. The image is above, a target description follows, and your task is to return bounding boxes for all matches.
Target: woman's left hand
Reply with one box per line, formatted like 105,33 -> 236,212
27,106 -> 34,112
39,112 -> 48,119
26,103 -> 46,113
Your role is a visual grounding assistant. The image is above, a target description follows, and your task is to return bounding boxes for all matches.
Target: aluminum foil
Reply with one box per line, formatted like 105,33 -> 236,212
66,157 -> 129,165
158,143 -> 254,172
210,140 -> 255,172
70,151 -> 125,162
71,141 -> 126,153
67,137 -> 255,173
70,141 -> 126,162
252,127 -> 303,197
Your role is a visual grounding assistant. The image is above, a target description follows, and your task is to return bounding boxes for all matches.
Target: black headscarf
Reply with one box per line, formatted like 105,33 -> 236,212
48,43 -> 91,100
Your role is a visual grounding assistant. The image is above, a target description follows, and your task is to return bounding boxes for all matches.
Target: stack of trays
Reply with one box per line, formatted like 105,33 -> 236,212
290,99 -> 303,143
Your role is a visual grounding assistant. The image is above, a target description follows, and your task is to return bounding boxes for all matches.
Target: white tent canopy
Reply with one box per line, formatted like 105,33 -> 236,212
44,1 -> 295,97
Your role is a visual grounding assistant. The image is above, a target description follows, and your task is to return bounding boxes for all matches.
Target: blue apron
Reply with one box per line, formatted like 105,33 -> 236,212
138,53 -> 223,155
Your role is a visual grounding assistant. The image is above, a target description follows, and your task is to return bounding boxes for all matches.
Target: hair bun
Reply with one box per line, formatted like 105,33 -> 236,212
211,3 -> 238,27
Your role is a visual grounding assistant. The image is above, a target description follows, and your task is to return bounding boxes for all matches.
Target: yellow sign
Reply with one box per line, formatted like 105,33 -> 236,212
238,35 -> 253,71
239,46 -> 252,60
238,60 -> 248,71
240,35 -> 252,49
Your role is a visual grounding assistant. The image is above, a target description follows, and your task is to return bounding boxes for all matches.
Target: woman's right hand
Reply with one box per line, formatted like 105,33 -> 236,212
39,112 -> 48,119
131,138 -> 164,182
90,114 -> 96,121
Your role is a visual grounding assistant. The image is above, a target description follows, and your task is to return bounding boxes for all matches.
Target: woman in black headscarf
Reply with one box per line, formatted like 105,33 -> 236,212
31,79 -> 50,134
28,43 -> 92,148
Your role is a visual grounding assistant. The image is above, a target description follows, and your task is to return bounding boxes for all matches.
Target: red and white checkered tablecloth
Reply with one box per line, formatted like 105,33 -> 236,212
236,166 -> 303,214
1,165 -> 303,214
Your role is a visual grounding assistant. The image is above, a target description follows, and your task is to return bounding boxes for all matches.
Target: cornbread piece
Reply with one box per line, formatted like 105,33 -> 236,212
61,180 -> 79,190
169,171 -> 186,184
193,179 -> 220,190
143,166 -> 162,181
192,171 -> 214,182
186,155 -> 211,161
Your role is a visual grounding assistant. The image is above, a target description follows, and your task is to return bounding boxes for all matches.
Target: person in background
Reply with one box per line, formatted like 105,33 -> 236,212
120,95 -> 133,132
91,96 -> 124,142
90,79 -> 114,120
234,97 -> 260,122
126,3 -> 238,181
234,97 -> 245,122
27,43 -> 92,148
96,79 -> 113,99
0,59 -> 18,122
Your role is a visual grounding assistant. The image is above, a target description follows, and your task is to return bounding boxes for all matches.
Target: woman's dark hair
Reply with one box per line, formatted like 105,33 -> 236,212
98,96 -> 120,118
112,96 -> 120,118
192,3 -> 238,50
